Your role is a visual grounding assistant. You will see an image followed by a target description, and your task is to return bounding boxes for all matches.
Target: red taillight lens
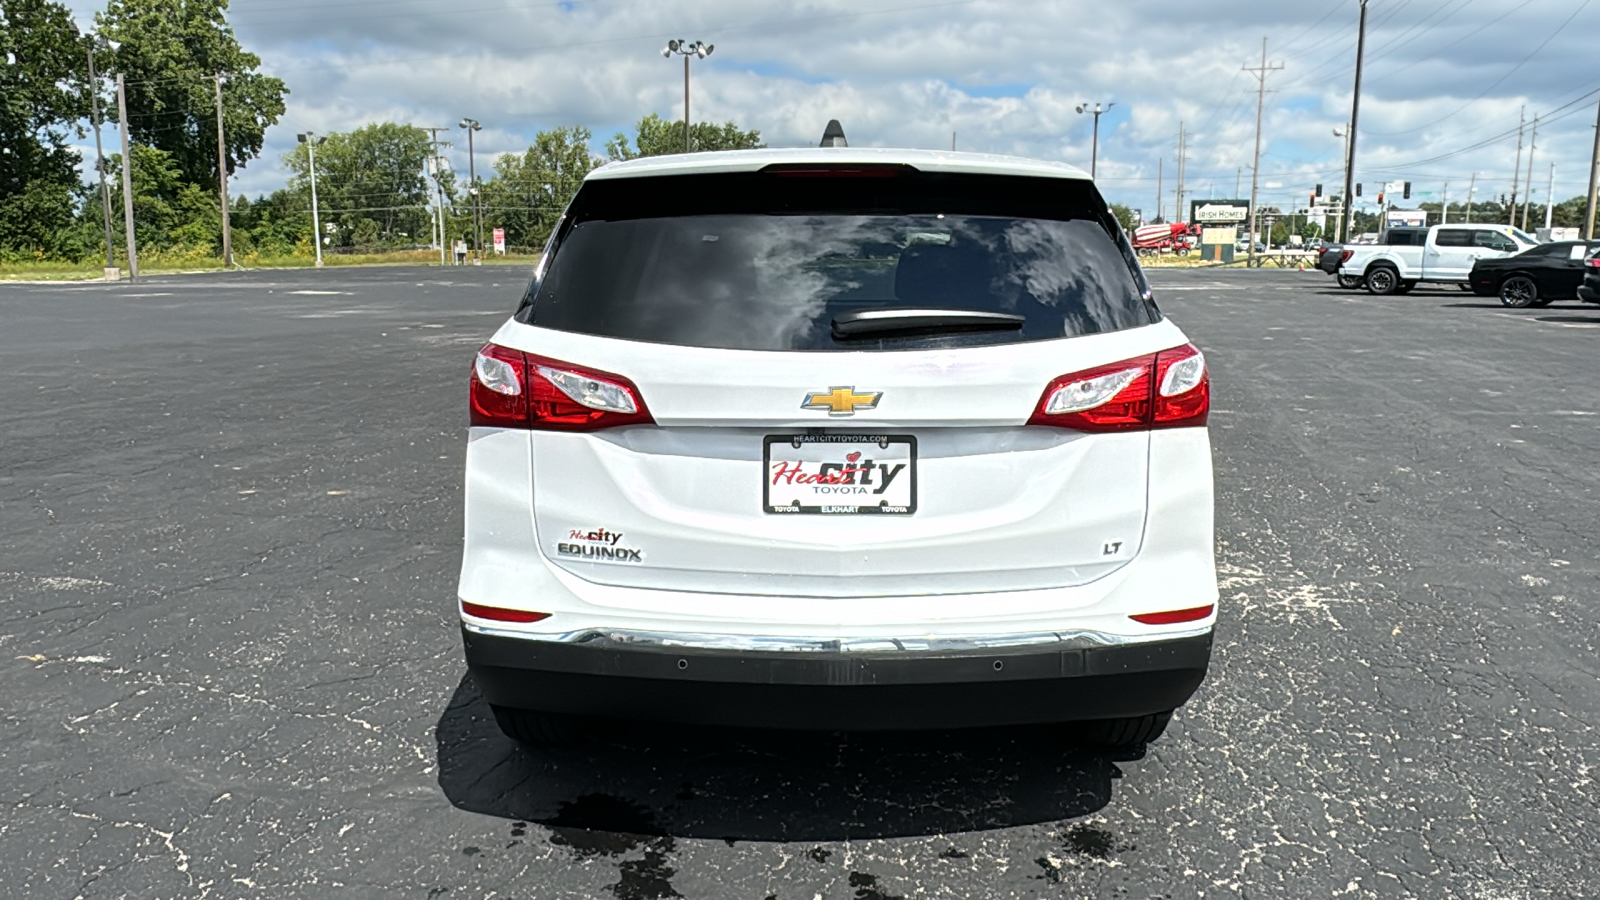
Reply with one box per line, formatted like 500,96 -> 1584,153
470,344 -> 654,431
1152,343 -> 1210,427
461,601 -> 551,623
470,343 -> 529,427
1029,344 -> 1208,432
1130,604 -> 1215,625
1339,249 -> 1354,265
1586,256 -> 1600,268
526,354 -> 654,431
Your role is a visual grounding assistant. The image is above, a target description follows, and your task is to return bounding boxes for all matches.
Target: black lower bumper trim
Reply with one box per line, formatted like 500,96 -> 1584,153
462,627 -> 1212,730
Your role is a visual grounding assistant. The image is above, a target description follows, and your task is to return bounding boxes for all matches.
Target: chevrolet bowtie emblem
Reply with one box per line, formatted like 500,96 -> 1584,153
802,386 -> 882,417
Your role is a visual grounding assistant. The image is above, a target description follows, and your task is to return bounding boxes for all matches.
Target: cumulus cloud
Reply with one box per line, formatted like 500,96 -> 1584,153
66,0 -> 1600,212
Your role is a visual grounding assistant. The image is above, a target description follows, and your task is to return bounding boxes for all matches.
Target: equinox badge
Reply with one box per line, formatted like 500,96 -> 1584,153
802,386 -> 882,417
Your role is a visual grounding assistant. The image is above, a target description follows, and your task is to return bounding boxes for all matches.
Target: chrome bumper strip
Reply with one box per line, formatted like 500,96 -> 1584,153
459,622 -> 1214,653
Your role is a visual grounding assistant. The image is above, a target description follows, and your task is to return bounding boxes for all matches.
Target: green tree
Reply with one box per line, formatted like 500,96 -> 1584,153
0,0 -> 89,258
97,0 -> 287,189
481,126 -> 601,250
283,123 -> 433,248
106,144 -> 219,252
1108,203 -> 1138,233
605,113 -> 763,160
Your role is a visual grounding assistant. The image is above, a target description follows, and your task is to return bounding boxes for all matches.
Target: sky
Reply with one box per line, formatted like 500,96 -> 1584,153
67,0 -> 1600,221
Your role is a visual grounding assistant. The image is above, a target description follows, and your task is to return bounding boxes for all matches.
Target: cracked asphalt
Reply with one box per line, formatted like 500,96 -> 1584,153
2,265 -> 1597,898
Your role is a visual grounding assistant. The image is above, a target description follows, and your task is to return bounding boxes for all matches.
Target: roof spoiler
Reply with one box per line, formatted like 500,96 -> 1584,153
819,120 -> 847,148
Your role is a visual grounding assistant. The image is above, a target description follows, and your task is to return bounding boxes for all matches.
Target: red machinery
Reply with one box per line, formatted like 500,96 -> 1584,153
1131,222 -> 1197,256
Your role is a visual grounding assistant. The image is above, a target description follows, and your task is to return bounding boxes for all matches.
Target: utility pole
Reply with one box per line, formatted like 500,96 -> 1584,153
422,127 -> 450,265
116,73 -> 138,281
87,43 -> 116,275
1441,182 -> 1449,224
214,75 -> 232,267
1521,114 -> 1538,231
1509,106 -> 1525,225
1465,172 -> 1477,223
459,119 -> 482,257
1175,122 -> 1187,225
1545,163 -> 1556,230
1586,94 -> 1600,240
1244,37 -> 1283,267
1341,0 -> 1369,243
951,131 -> 956,151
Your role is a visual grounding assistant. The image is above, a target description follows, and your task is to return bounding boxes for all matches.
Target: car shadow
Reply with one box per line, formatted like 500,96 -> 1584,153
434,673 -> 1120,843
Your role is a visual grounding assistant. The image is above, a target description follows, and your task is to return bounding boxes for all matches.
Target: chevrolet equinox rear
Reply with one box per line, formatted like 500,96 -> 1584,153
458,147 -> 1217,748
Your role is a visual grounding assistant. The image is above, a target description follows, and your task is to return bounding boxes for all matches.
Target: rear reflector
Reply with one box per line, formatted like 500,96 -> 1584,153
461,601 -> 551,624
1130,604 -> 1215,625
1029,343 -> 1209,432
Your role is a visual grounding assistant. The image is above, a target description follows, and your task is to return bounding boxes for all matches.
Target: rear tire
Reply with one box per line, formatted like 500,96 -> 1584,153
1072,710 -> 1174,749
1499,274 -> 1538,308
491,705 -> 586,746
1365,266 -> 1400,295
1337,274 -> 1363,290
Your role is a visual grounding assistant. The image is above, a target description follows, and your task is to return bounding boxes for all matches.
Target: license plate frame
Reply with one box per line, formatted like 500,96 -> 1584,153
763,433 -> 917,515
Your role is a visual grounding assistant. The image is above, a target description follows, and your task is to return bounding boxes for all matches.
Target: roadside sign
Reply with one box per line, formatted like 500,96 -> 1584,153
1190,198 -> 1251,225
493,228 -> 506,255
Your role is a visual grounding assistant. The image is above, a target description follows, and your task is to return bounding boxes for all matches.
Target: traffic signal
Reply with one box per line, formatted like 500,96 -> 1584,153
1315,183 -> 1323,197
1355,183 -> 1362,196
1403,182 -> 1412,200
1310,193 -> 1317,208
1377,192 -> 1385,206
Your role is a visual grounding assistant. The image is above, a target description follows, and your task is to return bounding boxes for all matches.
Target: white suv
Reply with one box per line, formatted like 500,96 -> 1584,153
459,147 -> 1217,748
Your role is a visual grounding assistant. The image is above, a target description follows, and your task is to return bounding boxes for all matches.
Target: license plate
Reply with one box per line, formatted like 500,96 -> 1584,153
763,434 -> 916,515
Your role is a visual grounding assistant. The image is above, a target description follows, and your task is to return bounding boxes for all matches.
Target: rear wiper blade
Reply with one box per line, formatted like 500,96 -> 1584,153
831,308 -> 1025,339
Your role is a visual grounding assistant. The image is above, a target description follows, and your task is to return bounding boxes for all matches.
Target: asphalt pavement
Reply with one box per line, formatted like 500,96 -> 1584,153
2,265 -> 1597,899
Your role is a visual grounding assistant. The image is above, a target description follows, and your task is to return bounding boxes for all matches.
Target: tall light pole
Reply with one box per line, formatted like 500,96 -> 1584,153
87,37 -> 119,275
297,132 -> 325,267
662,39 -> 713,153
459,118 -> 482,255
1075,102 -> 1113,179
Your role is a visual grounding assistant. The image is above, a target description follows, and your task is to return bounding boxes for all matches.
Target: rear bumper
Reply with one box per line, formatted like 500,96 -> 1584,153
462,625 -> 1212,730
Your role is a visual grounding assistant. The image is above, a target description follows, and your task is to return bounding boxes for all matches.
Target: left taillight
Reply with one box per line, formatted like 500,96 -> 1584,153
470,343 -> 528,427
470,343 -> 654,431
1029,343 -> 1209,432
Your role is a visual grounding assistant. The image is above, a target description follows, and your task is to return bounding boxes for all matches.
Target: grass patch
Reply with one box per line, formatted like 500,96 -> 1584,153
0,250 -> 539,282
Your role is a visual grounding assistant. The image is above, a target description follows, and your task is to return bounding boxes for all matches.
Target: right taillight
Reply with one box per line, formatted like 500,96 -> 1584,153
470,343 -> 654,431
1029,344 -> 1208,432
1586,256 -> 1600,268
1339,249 -> 1354,265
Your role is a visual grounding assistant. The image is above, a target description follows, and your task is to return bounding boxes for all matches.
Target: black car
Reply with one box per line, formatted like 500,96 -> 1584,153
1470,240 -> 1600,307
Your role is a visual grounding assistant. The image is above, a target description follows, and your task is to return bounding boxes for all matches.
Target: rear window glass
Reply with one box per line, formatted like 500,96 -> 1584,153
516,170 -> 1156,352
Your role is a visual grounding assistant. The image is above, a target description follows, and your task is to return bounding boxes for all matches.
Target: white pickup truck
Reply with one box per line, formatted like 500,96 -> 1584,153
1338,223 -> 1539,294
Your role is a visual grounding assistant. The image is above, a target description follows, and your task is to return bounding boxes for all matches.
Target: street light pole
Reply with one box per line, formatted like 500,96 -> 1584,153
662,40 -> 714,153
459,118 -> 482,255
1075,102 -> 1114,179
298,132 -> 325,267
87,42 -> 117,273
116,73 -> 138,281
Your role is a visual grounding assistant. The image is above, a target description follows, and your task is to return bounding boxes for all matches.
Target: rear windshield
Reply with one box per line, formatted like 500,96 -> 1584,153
515,169 -> 1157,352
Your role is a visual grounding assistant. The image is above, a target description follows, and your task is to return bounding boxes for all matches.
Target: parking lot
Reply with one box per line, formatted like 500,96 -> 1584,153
3,265 -> 1598,898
